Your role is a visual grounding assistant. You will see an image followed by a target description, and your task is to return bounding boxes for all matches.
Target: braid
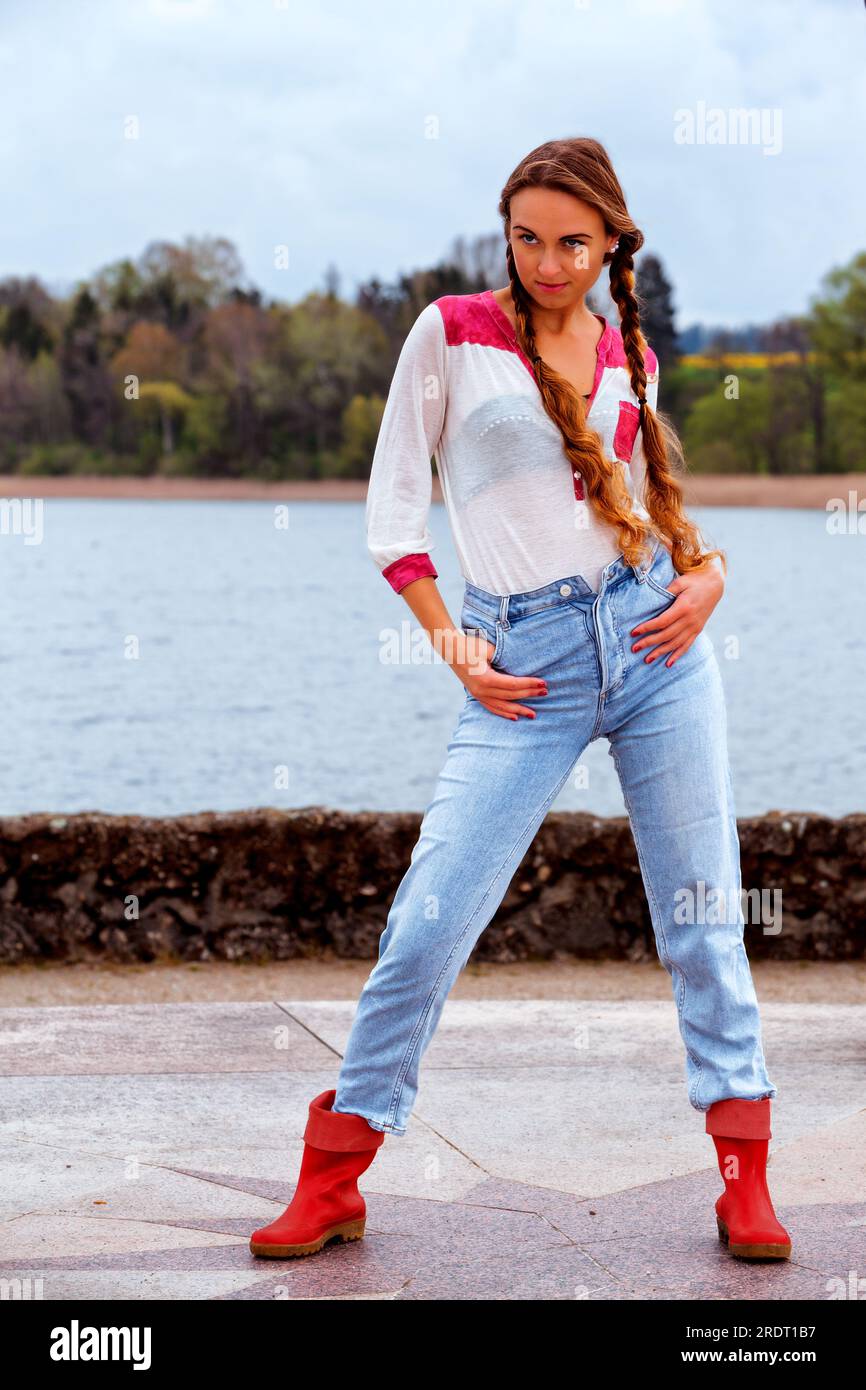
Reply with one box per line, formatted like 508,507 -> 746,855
609,240 -> 726,576
608,237 -> 649,407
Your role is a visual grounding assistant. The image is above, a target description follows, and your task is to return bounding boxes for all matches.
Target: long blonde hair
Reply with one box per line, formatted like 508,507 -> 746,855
498,137 -> 724,576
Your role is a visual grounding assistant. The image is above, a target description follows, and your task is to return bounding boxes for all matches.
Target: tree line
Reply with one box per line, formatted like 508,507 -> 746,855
0,234 -> 863,479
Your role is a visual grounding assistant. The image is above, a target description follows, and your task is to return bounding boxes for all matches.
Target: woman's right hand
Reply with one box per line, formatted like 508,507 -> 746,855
391,580 -> 549,721
452,631 -> 548,721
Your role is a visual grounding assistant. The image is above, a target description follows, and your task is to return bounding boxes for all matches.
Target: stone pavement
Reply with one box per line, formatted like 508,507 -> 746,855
1,998 -> 864,1300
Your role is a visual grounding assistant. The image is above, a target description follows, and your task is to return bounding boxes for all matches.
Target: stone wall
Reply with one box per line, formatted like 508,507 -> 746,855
0,809 -> 863,964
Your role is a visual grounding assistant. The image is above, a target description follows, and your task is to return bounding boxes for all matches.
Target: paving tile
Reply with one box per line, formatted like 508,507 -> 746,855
413,1067 -> 713,1194
767,1110 -> 866,1207
576,1233 -> 844,1300
0,1213 -> 242,1262
219,1234 -> 428,1300
0,1141 -> 268,1222
2,998 -> 863,1302
0,1002 -> 330,1075
0,1073 -> 485,1200
456,1169 -> 720,1242
393,1240 -> 618,1300
0,1271 -> 280,1301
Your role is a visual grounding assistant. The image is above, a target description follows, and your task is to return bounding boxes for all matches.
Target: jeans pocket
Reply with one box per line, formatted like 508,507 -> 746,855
460,608 -> 505,667
643,543 -> 679,604
644,572 -> 677,607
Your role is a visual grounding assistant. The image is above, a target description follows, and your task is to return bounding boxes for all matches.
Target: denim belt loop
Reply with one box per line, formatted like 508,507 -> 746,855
498,594 -> 511,629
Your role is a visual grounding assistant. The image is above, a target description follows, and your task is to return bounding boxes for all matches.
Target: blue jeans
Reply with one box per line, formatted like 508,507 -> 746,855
334,537 -> 777,1134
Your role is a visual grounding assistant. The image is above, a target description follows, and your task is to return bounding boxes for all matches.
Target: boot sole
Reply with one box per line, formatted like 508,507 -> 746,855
249,1218 -> 366,1259
717,1215 -> 791,1260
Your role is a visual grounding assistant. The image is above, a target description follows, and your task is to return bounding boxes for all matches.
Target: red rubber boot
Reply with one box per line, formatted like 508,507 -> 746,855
706,1098 -> 791,1260
249,1088 -> 385,1258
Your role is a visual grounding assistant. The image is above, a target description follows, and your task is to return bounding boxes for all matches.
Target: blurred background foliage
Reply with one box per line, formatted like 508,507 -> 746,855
0,233 -> 863,480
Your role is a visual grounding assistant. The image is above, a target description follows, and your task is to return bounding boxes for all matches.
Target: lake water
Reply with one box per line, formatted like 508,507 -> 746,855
0,499 -> 863,818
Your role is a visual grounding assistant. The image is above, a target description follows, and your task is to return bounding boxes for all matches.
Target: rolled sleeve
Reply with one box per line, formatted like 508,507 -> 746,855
365,301 -> 447,593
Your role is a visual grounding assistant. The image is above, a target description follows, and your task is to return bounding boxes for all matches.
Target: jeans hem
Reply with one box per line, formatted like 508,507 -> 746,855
355,1115 -> 406,1137
691,1089 -> 778,1114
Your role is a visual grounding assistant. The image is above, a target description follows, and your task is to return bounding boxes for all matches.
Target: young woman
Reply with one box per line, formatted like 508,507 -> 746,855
250,137 -> 791,1264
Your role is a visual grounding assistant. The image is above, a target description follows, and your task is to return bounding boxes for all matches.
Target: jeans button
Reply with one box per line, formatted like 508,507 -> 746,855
559,583 -> 572,596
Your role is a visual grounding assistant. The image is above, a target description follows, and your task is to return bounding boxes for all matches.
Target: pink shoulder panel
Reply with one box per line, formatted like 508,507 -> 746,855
434,293 -> 507,349
607,324 -> 658,373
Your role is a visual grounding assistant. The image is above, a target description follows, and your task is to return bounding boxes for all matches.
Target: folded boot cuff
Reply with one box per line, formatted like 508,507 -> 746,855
705,1097 -> 772,1140
303,1089 -> 387,1151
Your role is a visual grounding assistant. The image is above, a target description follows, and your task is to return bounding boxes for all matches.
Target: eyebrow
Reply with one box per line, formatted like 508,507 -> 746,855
512,224 -> 594,238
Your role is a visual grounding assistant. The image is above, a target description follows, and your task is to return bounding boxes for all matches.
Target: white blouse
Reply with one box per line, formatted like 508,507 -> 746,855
365,288 -> 659,596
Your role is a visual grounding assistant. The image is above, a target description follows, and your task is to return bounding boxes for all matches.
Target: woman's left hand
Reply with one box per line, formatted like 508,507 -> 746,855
630,562 -> 725,668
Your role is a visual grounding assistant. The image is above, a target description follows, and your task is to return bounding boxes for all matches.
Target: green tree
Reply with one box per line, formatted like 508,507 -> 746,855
634,253 -> 678,370
336,393 -> 386,478
0,277 -> 54,360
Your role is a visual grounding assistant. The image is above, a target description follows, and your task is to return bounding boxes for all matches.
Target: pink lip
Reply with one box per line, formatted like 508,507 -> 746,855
536,281 -> 568,292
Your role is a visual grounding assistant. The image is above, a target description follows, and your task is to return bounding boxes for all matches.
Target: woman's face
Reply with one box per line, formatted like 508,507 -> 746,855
508,186 -> 617,307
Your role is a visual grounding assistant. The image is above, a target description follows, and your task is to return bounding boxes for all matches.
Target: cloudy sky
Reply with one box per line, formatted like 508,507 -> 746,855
1,0 -> 861,329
